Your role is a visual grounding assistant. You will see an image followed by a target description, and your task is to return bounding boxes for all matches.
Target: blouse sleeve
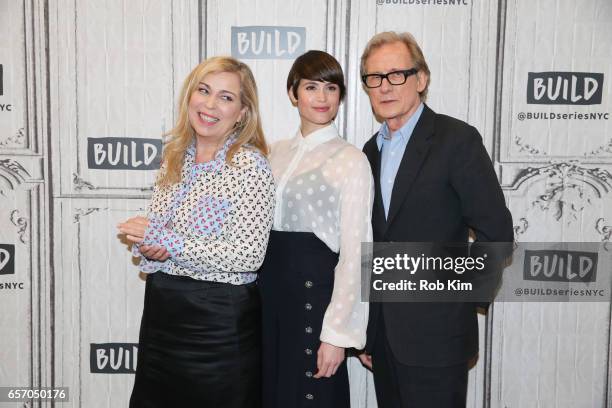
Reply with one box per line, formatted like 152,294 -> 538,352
319,150 -> 374,349
133,166 -> 176,273
142,160 -> 275,273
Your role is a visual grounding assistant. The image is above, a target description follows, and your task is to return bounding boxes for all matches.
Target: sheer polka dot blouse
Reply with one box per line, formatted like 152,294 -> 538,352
270,123 -> 374,349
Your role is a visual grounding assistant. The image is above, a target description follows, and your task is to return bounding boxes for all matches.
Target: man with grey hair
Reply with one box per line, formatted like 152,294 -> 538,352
358,31 -> 513,407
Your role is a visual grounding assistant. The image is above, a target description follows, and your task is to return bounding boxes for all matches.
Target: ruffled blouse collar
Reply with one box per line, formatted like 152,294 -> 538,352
185,132 -> 238,175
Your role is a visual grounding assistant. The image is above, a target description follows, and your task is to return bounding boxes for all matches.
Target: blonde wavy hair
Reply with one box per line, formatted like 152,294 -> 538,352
157,56 -> 268,187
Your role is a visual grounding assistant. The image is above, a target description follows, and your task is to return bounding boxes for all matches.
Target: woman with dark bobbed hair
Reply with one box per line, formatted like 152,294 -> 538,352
259,50 -> 373,407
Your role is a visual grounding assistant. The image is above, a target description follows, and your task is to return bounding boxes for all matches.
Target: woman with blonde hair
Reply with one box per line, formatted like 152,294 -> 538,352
118,56 -> 274,408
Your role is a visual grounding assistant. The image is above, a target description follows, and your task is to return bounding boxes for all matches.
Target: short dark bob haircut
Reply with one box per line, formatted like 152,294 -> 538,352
286,50 -> 346,101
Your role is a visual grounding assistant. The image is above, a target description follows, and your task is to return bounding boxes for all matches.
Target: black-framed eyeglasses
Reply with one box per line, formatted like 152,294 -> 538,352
361,68 -> 419,88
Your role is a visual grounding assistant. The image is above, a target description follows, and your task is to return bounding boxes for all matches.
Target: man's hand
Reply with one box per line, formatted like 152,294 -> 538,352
358,352 -> 372,370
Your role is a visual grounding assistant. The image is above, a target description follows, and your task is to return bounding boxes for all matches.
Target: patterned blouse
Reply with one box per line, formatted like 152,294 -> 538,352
133,134 -> 275,284
270,123 -> 374,349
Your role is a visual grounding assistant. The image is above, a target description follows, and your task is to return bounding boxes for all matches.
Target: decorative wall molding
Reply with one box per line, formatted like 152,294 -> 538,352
10,210 -> 29,244
513,217 -> 529,238
595,218 -> 612,245
71,173 -> 154,193
519,163 -> 611,223
514,134 -> 545,156
589,138 -> 612,156
532,184 -> 592,223
507,164 -> 612,223
0,128 -> 27,148
73,207 -> 108,224
72,173 -> 96,191
510,163 -> 612,193
513,134 -> 612,159
0,159 -> 31,195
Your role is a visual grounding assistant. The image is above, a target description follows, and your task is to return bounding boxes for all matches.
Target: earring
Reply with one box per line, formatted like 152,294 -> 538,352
234,117 -> 245,128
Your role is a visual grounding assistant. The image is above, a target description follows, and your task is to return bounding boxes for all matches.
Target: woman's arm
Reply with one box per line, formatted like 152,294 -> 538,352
119,167 -> 176,272
320,150 -> 374,350
140,162 -> 275,273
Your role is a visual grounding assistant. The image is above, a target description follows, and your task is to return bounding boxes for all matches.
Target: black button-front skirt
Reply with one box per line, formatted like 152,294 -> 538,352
259,230 -> 350,408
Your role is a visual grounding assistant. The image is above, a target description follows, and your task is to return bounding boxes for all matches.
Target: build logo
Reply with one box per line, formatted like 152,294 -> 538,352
527,72 -> 604,105
90,343 -> 138,374
0,244 -> 15,275
523,250 -> 598,283
0,64 -> 13,112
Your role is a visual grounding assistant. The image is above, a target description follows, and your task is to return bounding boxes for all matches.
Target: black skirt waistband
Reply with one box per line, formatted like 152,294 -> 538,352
148,272 -> 255,291
268,230 -> 332,252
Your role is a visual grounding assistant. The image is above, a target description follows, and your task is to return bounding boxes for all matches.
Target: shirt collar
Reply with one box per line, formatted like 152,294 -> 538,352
289,122 -> 339,151
185,131 -> 238,175
376,102 -> 424,151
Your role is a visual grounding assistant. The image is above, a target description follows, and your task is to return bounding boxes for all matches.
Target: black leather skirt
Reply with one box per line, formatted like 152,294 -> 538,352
130,272 -> 260,408
259,231 -> 350,408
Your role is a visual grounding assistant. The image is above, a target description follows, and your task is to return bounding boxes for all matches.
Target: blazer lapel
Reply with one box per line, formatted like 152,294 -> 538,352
363,137 -> 386,239
384,105 -> 435,233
